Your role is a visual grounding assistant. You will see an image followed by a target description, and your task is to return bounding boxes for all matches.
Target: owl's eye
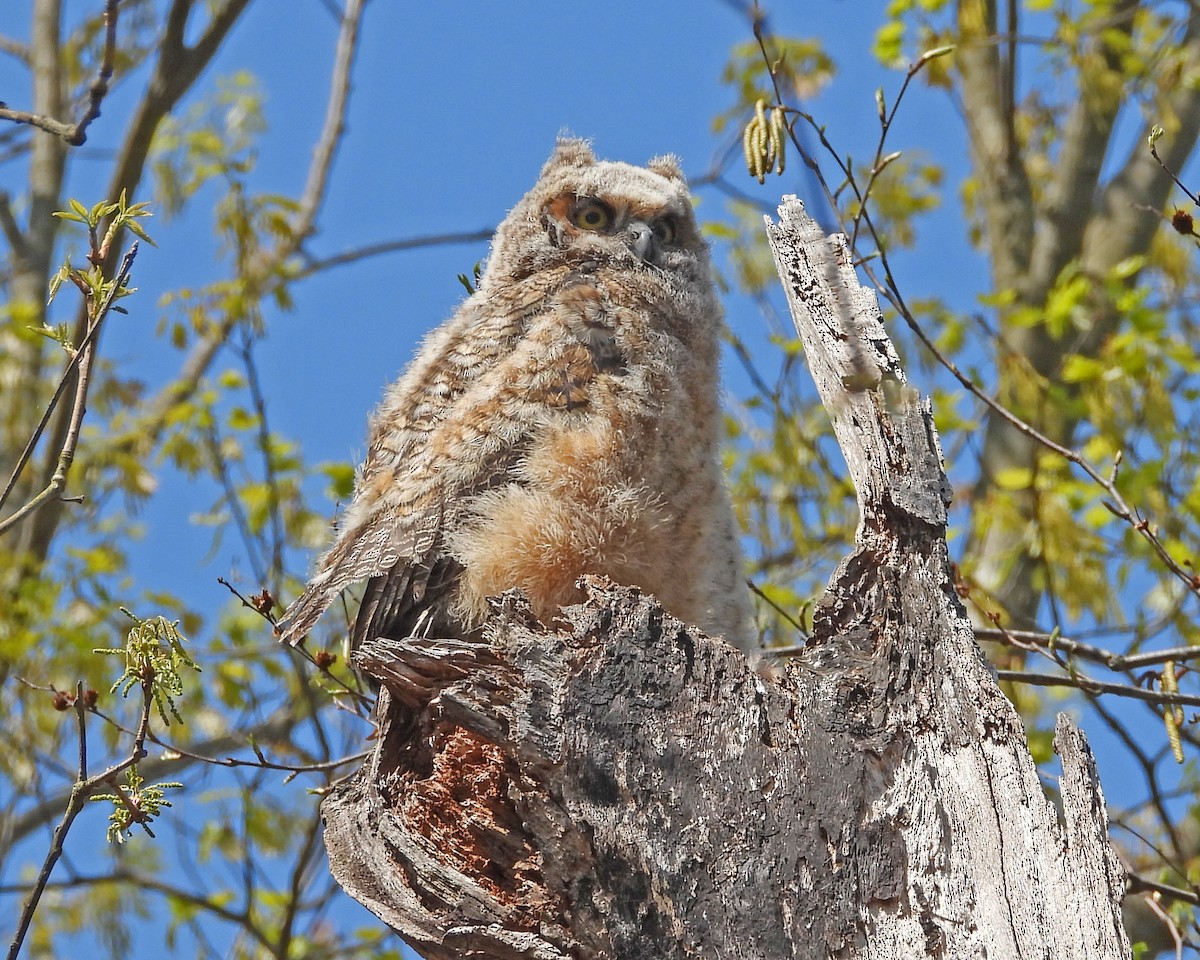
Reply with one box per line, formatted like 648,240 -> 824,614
570,199 -> 613,232
651,216 -> 678,246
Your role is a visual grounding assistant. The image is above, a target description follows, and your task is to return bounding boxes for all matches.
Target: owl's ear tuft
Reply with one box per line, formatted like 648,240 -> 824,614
647,154 -> 686,184
542,138 -> 596,175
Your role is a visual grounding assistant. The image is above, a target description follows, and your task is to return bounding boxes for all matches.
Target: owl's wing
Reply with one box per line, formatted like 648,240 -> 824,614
274,497 -> 447,645
276,277 -> 565,648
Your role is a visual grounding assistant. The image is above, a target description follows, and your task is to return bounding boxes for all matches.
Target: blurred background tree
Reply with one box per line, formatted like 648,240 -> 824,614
2,1 -> 1199,957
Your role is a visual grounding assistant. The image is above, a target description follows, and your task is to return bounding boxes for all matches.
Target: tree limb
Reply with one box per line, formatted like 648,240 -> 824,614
1025,0 -> 1140,302
0,243 -> 138,534
0,0 -> 118,147
295,228 -> 494,278
955,0 -> 1034,289
16,0 -> 254,566
294,0 -> 367,244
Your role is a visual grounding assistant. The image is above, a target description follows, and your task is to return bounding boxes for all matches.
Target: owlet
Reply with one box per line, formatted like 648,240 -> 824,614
276,139 -> 754,653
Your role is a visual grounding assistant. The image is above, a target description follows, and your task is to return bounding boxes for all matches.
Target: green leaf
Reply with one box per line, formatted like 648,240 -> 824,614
1061,355 -> 1106,383
873,21 -> 905,65
994,467 -> 1034,490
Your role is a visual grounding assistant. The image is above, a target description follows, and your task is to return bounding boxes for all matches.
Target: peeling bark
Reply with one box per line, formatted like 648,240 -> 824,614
320,198 -> 1130,959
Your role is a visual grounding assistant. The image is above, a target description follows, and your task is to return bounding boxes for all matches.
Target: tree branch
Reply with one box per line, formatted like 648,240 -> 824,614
996,670 -> 1200,708
977,626 -> 1200,671
293,0 -> 367,244
295,227 -> 494,278
17,0 -> 254,566
1025,0 -> 1140,301
955,0 -> 1035,288
1084,11 -> 1200,281
0,191 -> 26,258
101,0 -> 373,469
0,243 -> 138,534
2,870 -> 275,950
0,0 -> 118,147
0,34 -> 31,64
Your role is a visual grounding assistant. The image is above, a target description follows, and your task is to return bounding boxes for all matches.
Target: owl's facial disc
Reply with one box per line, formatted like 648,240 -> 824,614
551,194 -> 687,266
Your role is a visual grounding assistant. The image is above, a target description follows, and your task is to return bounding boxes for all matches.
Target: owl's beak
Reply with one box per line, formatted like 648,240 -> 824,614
627,221 -> 656,263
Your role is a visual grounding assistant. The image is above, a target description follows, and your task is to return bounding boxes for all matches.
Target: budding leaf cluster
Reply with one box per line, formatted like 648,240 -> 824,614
89,766 -> 182,844
94,609 -> 201,726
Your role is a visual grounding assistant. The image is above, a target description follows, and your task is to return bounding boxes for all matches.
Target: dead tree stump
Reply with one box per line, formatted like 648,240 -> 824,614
319,198 -> 1131,960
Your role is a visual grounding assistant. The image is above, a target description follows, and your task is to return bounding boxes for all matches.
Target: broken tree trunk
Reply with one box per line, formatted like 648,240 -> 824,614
319,198 -> 1131,959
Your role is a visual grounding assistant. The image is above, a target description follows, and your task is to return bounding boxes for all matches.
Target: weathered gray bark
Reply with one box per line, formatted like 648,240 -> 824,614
320,198 -> 1130,959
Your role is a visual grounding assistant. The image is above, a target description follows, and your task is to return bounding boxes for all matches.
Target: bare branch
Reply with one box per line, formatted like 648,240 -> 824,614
0,34 -> 31,64
0,0 -> 119,147
295,228 -> 494,278
1128,872 -> 1200,908
996,669 -> 1200,708
978,627 -> 1200,671
0,243 -> 138,532
293,0 -> 367,243
2,870 -> 275,950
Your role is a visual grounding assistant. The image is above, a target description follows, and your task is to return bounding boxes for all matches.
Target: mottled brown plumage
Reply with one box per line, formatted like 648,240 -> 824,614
276,139 -> 753,652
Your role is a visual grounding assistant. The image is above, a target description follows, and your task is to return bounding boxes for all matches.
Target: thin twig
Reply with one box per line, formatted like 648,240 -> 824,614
238,332 -> 285,591
296,228 -> 494,278
217,578 -> 372,707
746,579 -> 809,637
0,243 -> 138,533
977,627 -> 1200,671
1150,142 -> 1200,205
0,0 -> 118,146
5,675 -> 151,960
995,669 -> 1200,708
202,416 -> 268,585
148,736 -> 367,778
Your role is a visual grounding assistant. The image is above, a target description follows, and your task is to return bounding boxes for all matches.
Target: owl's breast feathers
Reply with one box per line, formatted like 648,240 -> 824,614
274,271 -> 672,649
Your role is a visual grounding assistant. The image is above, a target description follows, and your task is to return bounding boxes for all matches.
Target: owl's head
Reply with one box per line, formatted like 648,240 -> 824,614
482,139 -> 710,286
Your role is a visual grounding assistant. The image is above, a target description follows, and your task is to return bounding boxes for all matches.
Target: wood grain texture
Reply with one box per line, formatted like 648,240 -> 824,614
318,197 -> 1130,960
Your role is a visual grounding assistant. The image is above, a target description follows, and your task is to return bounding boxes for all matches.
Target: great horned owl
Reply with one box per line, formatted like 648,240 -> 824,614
276,139 -> 754,653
